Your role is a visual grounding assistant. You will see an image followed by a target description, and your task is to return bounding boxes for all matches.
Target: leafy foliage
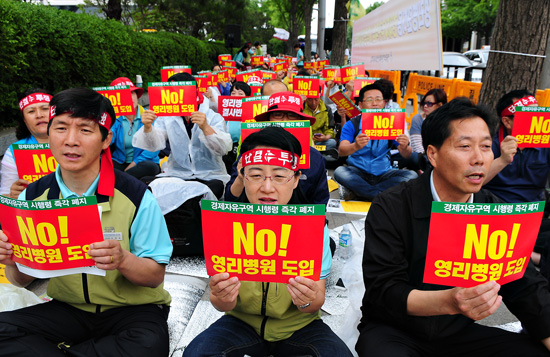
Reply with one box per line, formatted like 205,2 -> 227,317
441,0 -> 499,40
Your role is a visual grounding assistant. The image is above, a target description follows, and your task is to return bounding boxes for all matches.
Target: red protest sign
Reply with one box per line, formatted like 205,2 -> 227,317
262,70 -> 276,81
148,81 -> 197,116
0,196 -> 103,271
218,54 -> 232,64
304,61 -> 316,70
341,63 -> 365,83
222,61 -> 237,69
201,200 -> 325,283
250,84 -> 262,96
512,107 -> 550,147
318,59 -> 329,69
236,70 -> 264,84
241,121 -> 311,169
12,143 -> 58,183
361,109 -> 406,139
322,66 -> 341,84
241,96 -> 269,122
329,91 -> 361,118
217,70 -> 229,83
225,66 -> 238,79
293,76 -> 320,98
272,61 -> 288,72
160,66 -> 191,82
218,96 -> 244,121
251,55 -> 264,67
195,75 -> 209,94
207,73 -> 219,87
353,77 -> 379,98
93,86 -> 136,117
424,201 -> 544,288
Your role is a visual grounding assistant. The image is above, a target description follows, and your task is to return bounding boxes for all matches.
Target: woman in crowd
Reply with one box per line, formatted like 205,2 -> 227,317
234,43 -> 251,70
0,88 -> 52,198
183,127 -> 352,357
409,88 -> 447,153
109,77 -> 160,180
212,65 -> 231,96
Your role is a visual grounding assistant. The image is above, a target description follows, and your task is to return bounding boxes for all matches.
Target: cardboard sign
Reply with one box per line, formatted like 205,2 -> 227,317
424,201 -> 544,288
318,59 -> 329,69
304,61 -> 316,70
512,107 -> 550,147
222,60 -> 237,69
207,72 -> 219,87
353,77 -> 379,98
225,66 -> 238,79
293,76 -> 320,98
273,61 -> 288,72
218,54 -> 232,64
341,63 -> 365,83
195,75 -> 209,94
328,91 -> 361,118
12,143 -> 58,183
218,96 -> 244,121
241,96 -> 269,122
93,86 -> 136,117
361,109 -> 405,139
236,69 -> 264,84
217,70 -> 229,83
322,66 -> 341,84
250,83 -> 262,96
160,66 -> 191,82
148,81 -> 197,116
201,200 -> 325,283
0,196 -> 103,272
241,121 -> 311,169
251,55 -> 264,67
262,70 -> 276,81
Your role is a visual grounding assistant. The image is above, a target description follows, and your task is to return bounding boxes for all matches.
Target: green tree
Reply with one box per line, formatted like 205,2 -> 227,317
441,0 -> 499,40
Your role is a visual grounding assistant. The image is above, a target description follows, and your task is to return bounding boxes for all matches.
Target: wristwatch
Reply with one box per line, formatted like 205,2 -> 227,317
298,301 -> 312,309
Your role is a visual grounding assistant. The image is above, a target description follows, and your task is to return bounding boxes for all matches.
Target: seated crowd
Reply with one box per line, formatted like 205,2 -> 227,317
1,54 -> 550,357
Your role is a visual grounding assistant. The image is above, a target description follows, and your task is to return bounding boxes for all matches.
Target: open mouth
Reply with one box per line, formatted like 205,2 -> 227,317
259,197 -> 277,204
466,173 -> 484,182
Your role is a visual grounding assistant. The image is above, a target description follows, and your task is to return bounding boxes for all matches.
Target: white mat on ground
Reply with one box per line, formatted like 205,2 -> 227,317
167,256 -> 209,278
149,178 -> 217,215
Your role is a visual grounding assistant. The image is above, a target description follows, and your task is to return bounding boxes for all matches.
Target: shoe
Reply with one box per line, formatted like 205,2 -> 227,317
338,183 -> 357,201
324,148 -> 339,160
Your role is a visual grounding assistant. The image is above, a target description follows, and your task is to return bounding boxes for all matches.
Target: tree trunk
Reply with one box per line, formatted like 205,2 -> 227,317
479,0 -> 550,110
103,0 -> 122,20
286,1 -> 300,54
331,0 -> 347,66
304,0 -> 314,61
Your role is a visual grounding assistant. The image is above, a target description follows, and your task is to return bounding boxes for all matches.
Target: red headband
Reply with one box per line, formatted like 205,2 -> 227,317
48,106 -> 115,197
242,148 -> 299,171
501,96 -> 537,117
19,93 -> 52,112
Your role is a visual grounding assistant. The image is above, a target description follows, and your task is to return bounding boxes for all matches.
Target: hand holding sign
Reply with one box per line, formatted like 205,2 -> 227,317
500,135 -> 518,164
287,275 -> 320,311
9,179 -> 30,200
141,109 -> 158,133
0,230 -> 15,267
355,133 -> 370,150
449,280 -> 502,321
209,272 -> 241,312
89,239 -> 126,270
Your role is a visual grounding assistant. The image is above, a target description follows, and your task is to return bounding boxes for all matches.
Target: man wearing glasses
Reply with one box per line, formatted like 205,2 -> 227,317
334,83 -> 417,201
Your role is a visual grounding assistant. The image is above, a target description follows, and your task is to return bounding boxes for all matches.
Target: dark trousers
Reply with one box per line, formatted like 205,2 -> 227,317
0,300 -> 169,357
356,321 -> 549,357
113,160 -> 160,180
183,315 -> 353,357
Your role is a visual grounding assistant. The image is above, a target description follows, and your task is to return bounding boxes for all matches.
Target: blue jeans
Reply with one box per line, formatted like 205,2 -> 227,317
334,165 -> 418,201
183,315 -> 353,357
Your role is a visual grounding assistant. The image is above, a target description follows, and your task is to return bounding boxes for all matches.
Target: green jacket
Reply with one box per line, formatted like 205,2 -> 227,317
304,100 -> 335,140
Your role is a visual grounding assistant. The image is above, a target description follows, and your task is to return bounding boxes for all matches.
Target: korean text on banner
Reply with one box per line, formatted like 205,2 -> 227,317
351,0 -> 443,71
0,196 -> 104,272
201,200 -> 325,283
512,107 -> 550,148
361,108 -> 406,139
148,81 -> 197,116
424,201 -> 545,288
322,66 -> 341,84
293,76 -> 320,98
328,91 -> 361,118
236,70 -> 264,85
160,66 -> 192,82
93,86 -> 136,117
241,121 -> 311,169
353,77 -> 379,98
241,96 -> 269,122
218,96 -> 244,121
251,56 -> 264,67
12,143 -> 58,183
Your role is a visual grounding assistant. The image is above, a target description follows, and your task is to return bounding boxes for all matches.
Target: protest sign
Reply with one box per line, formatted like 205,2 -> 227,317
250,83 -> 263,96
148,81 -> 197,116
206,72 -> 219,87
0,195 -> 105,277
217,70 -> 229,83
241,121 -> 311,169
218,54 -> 232,64
222,60 -> 237,69
195,75 -> 209,94
361,109 -> 406,139
293,76 -> 320,98
93,86 -> 135,117
218,96 -> 244,121
512,107 -> 550,148
328,91 -> 361,118
424,201 -> 544,288
304,61 -> 316,70
262,70 -> 277,81
318,59 -> 329,69
225,66 -> 238,79
322,66 -> 341,84
241,96 -> 269,122
236,69 -> 264,84
341,63 -> 365,83
251,55 -> 264,67
352,77 -> 379,98
160,66 -> 191,82
12,143 -> 58,183
273,61 -> 288,72
201,200 -> 325,283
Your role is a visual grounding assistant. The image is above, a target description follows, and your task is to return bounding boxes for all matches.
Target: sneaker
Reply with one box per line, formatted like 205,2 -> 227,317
338,183 -> 357,201
323,148 -> 339,160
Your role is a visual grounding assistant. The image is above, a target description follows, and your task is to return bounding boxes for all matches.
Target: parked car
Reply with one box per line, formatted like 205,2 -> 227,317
442,52 -> 483,82
464,49 -> 490,69
443,52 -> 477,68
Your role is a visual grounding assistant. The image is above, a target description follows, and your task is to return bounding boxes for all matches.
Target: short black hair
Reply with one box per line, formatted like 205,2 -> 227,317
374,79 -> 394,101
47,87 -> 114,141
168,72 -> 195,82
297,68 -> 310,76
231,81 -> 252,96
421,97 -> 497,152
357,83 -> 384,105
16,88 -> 52,140
254,41 -> 260,47
420,88 -> 447,107
294,43 -> 300,48
495,89 -> 534,118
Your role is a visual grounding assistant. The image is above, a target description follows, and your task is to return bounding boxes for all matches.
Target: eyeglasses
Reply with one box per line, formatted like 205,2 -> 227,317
423,101 -> 437,108
363,97 -> 384,104
270,111 -> 300,120
244,172 -> 295,185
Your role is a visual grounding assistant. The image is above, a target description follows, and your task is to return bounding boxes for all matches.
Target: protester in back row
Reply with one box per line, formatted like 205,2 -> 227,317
109,77 -> 160,180
374,79 -> 401,109
211,65 -> 231,96
184,127 -> 352,357
410,88 -> 447,154
357,98 -> 550,356
294,43 -> 304,69
334,83 -> 417,201
234,43 -> 251,70
0,88 -> 52,199
483,90 -> 550,266
0,88 -> 172,356
303,94 -> 338,162
225,90 -> 329,205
